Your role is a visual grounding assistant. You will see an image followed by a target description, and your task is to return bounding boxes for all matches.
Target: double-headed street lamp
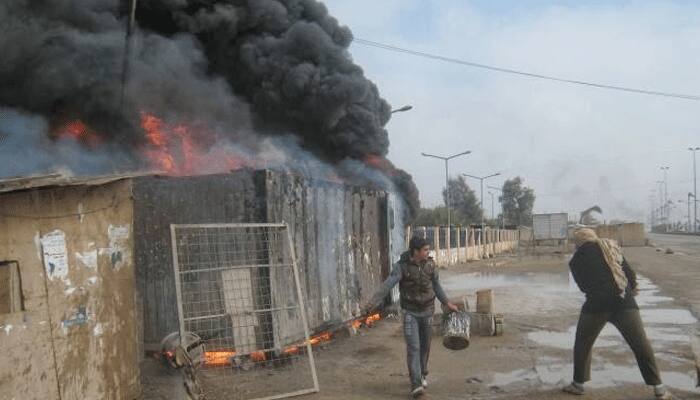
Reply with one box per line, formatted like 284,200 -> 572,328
462,172 -> 501,228
421,150 -> 472,228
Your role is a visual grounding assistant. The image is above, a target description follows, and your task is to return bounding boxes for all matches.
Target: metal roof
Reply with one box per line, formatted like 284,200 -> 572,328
0,172 -> 156,194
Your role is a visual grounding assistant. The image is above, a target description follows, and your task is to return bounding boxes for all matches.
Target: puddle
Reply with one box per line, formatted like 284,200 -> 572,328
442,272 -> 574,293
496,272 -> 700,393
527,326 -> 618,349
640,309 -> 697,325
491,360 -> 697,392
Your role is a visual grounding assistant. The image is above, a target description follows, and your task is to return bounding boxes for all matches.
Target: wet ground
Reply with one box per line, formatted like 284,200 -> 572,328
142,245 -> 700,399
648,233 -> 700,257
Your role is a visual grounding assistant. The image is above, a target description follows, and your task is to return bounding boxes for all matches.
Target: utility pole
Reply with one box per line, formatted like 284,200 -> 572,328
462,172 -> 500,228
421,150 -> 471,228
488,191 -> 495,221
120,0 -> 138,109
690,147 -> 699,233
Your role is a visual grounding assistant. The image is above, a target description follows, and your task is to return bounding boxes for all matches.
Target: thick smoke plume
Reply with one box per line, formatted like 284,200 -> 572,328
0,0 -> 418,220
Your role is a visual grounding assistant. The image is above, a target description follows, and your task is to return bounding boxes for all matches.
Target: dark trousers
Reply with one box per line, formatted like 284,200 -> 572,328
573,308 -> 662,385
404,312 -> 433,388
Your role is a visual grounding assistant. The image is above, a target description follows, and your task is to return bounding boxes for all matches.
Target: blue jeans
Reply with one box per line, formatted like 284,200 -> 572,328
403,312 -> 433,389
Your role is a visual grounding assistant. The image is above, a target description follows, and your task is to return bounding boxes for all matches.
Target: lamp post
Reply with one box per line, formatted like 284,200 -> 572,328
488,185 -> 505,228
486,185 -> 506,229
690,147 -> 699,233
421,150 -> 472,228
462,172 -> 501,228
660,166 -> 670,230
488,191 -> 495,221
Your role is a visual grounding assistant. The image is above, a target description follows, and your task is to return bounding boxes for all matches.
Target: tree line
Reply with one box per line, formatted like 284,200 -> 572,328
413,176 -> 535,227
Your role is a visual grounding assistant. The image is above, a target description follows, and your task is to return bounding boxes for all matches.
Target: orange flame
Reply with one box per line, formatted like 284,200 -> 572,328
55,120 -> 101,148
349,312 -> 382,330
364,313 -> 381,326
139,112 -> 251,176
203,350 -> 236,366
250,351 -> 267,362
363,154 -> 396,177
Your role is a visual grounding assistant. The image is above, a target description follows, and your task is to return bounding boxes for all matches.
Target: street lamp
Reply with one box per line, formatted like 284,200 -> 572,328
421,150 -> 472,228
488,185 -> 505,228
680,193 -> 695,232
488,191 -> 495,221
660,166 -> 670,229
655,180 -> 665,229
690,147 -> 699,233
391,105 -> 413,114
462,172 -> 501,227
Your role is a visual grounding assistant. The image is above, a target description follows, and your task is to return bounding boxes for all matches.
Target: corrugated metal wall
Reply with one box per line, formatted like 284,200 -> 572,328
134,170 -> 390,347
133,172 -> 266,347
264,171 -> 389,334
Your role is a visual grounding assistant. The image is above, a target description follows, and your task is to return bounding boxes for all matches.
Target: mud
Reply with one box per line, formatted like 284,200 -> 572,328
142,248 -> 700,399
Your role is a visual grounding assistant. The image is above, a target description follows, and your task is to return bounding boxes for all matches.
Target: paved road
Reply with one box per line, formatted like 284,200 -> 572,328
648,232 -> 700,257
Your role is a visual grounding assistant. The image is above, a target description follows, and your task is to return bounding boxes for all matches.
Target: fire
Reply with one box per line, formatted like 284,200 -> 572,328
364,313 -> 381,326
139,112 -> 252,175
139,112 -> 184,174
51,112 -> 253,176
307,331 -> 333,346
363,154 -> 396,177
203,350 -> 236,366
54,120 -> 101,147
200,313 -> 382,366
350,312 -> 382,330
250,351 -> 267,362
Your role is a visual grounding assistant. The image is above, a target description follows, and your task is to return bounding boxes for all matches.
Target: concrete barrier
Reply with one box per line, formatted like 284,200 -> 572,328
411,226 -> 519,267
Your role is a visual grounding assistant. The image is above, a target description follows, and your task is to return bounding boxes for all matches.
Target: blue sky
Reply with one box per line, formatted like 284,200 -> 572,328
323,0 -> 700,223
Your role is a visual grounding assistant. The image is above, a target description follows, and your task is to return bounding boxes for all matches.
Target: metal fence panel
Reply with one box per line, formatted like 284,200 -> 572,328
171,223 -> 319,400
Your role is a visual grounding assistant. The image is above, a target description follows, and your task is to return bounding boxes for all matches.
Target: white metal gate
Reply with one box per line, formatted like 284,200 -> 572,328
171,223 -> 319,400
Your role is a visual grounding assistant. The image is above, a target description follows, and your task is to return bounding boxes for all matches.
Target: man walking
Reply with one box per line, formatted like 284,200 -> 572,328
364,236 -> 458,398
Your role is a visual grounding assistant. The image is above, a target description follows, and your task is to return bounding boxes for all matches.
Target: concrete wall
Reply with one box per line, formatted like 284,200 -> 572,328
595,223 -> 646,247
0,180 -> 140,400
408,226 -> 519,267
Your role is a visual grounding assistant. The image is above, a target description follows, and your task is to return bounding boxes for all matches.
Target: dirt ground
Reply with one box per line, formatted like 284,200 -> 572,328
142,244 -> 700,400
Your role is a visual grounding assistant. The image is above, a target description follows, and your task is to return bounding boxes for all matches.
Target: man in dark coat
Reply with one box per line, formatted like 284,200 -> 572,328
563,228 -> 674,399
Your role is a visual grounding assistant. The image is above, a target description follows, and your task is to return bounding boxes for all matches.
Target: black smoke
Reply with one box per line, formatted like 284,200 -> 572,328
0,0 -> 418,219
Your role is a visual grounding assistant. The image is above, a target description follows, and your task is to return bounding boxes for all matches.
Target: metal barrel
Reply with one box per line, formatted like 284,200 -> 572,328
442,311 -> 470,350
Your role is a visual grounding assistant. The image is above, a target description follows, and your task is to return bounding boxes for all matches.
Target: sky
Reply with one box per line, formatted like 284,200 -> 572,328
322,0 -> 700,224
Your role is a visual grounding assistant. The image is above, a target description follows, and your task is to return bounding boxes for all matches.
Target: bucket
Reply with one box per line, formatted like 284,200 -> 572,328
442,311 -> 470,350
476,289 -> 494,314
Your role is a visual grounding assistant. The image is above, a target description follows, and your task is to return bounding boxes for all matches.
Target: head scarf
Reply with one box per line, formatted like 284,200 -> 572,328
574,228 -> 627,297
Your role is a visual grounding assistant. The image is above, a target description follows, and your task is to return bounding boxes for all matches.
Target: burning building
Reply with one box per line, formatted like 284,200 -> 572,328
0,169 -> 400,399
0,2 -> 419,398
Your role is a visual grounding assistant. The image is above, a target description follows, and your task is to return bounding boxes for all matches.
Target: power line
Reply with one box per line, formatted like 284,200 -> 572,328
353,38 -> 700,101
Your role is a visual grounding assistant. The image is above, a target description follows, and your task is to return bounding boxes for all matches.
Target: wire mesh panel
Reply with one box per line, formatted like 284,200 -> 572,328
171,223 -> 319,400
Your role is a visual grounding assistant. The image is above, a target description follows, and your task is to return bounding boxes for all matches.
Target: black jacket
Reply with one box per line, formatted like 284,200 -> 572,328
569,241 -> 638,313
